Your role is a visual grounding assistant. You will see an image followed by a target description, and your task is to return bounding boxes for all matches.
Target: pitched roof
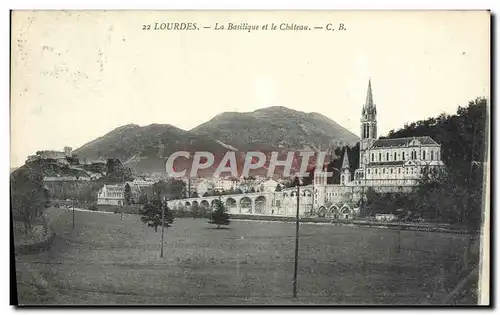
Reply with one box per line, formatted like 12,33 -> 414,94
102,184 -> 125,193
370,136 -> 439,149
365,79 -> 374,108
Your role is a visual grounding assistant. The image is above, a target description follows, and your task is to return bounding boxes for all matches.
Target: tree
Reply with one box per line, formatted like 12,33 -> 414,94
301,167 -> 315,186
138,193 -> 148,205
191,202 -> 200,219
208,199 -> 230,228
139,199 -> 174,232
10,167 -> 50,235
153,179 -> 187,200
124,183 -> 132,206
106,158 -> 133,183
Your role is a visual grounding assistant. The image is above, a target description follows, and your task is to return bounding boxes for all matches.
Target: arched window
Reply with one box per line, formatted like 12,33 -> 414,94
411,150 -> 416,159
390,168 -> 393,174
386,152 -> 389,161
394,152 -> 397,160
371,153 -> 375,162
378,153 -> 382,161
398,168 -> 401,174
402,152 -> 405,160
375,169 -> 378,174
431,151 -> 434,160
368,169 -> 371,174
422,150 -> 426,160
383,168 -> 385,174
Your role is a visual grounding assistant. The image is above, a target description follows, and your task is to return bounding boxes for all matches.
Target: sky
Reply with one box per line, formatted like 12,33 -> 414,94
10,10 -> 490,167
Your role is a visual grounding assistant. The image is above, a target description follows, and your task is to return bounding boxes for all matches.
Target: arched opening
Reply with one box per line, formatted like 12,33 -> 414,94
341,205 -> 351,220
200,200 -> 210,209
192,201 -> 199,208
329,205 -> 339,213
225,198 -> 237,213
318,206 -> 327,218
185,201 -> 191,208
240,197 -> 252,214
255,196 -> 266,214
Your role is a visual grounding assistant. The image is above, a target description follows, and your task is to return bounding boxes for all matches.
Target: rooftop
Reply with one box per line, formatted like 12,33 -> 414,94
371,136 -> 439,149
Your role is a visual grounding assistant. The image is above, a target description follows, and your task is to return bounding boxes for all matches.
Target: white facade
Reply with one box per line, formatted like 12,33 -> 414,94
353,80 -> 444,186
97,184 -> 125,206
306,79 -> 445,216
213,177 -> 240,192
197,180 -> 215,196
261,179 -> 279,193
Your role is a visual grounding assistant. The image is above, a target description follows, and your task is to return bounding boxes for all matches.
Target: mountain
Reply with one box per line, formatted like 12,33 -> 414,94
72,107 -> 359,174
72,123 -> 230,174
190,106 -> 359,151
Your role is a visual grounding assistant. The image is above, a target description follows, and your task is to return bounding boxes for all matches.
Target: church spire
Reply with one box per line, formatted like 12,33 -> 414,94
341,149 -> 350,170
364,78 -> 374,109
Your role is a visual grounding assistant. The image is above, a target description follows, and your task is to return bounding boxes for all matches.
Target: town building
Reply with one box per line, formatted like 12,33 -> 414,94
196,180 -> 215,197
97,184 -> 126,206
213,176 -> 240,192
97,182 -> 150,206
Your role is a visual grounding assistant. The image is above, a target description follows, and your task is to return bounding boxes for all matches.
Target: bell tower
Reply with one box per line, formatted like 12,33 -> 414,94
359,79 -> 377,168
340,150 -> 351,185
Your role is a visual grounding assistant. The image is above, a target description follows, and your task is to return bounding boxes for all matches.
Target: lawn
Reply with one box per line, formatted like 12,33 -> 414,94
14,207 -> 479,305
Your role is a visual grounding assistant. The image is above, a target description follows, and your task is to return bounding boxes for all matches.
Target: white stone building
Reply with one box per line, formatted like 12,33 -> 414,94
197,180 -> 215,197
213,177 -> 240,192
97,184 -> 126,206
352,79 -> 445,186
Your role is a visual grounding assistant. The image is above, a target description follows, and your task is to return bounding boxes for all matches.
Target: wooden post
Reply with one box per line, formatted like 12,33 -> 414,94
293,185 -> 300,298
72,185 -> 75,229
160,202 -> 165,258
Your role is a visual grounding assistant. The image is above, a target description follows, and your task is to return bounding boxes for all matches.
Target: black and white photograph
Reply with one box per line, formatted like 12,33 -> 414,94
9,10 -> 491,305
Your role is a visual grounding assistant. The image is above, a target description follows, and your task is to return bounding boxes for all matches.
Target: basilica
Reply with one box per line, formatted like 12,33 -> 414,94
280,79 -> 445,218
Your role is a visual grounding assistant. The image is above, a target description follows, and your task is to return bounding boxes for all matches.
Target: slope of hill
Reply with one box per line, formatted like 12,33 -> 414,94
72,123 -> 230,174
190,106 -> 359,152
71,107 -> 359,174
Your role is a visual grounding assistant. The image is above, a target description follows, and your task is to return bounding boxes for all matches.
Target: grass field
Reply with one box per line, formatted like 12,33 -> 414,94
14,207 -> 479,305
